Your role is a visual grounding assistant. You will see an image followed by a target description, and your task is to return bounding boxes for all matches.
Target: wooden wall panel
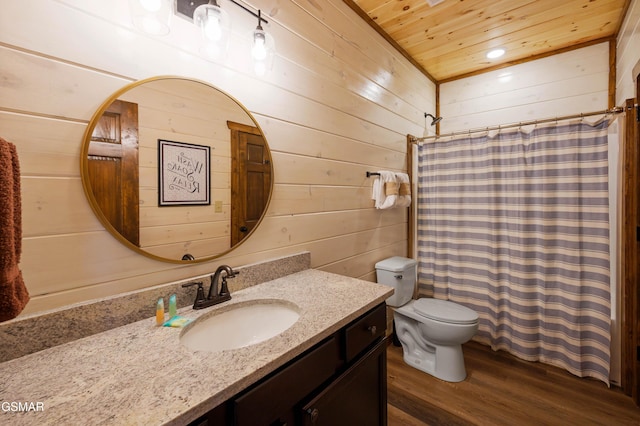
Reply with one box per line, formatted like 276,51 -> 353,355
21,178 -> 99,236
280,0 -> 435,124
269,185 -> 373,215
260,117 -> 407,165
440,43 -> 609,133
616,0 -> 640,104
320,240 -> 407,278
0,0 -> 433,315
0,113 -> 83,177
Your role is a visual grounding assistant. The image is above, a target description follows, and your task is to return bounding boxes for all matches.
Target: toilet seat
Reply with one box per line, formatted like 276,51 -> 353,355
413,298 -> 478,325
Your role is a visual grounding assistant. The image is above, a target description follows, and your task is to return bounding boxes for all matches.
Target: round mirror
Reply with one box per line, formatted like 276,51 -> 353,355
80,76 -> 273,263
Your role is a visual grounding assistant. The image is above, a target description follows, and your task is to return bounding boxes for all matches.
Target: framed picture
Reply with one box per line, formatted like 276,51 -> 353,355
158,139 -> 210,206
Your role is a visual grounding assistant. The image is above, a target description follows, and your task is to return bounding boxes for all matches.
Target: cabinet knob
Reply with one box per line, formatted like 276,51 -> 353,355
368,325 -> 377,335
307,408 -> 319,424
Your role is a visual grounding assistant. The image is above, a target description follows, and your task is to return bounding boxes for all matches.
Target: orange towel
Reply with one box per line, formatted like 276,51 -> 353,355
396,173 -> 411,207
384,181 -> 399,196
0,137 -> 29,322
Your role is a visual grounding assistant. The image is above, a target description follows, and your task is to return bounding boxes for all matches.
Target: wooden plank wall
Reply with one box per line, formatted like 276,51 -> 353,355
0,0 -> 435,315
616,0 -> 640,104
439,42 -> 610,134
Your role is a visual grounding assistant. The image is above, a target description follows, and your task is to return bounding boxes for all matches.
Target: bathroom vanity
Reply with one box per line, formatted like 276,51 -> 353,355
193,303 -> 388,425
0,268 -> 392,425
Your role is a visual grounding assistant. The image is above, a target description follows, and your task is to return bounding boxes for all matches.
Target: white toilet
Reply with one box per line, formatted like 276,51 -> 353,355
375,256 -> 479,382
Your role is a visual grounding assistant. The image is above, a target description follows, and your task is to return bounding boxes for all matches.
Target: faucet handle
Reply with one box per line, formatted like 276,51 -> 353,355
219,277 -> 229,297
219,269 -> 238,297
182,281 -> 207,309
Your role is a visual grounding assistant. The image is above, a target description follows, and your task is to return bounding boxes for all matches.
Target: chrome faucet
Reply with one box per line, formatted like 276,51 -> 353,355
182,265 -> 238,310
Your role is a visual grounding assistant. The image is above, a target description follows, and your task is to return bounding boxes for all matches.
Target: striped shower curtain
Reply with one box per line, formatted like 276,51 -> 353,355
416,118 -> 612,384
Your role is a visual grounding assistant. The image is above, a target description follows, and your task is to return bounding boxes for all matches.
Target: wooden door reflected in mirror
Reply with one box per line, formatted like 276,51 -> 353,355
229,121 -> 271,246
88,99 -> 140,246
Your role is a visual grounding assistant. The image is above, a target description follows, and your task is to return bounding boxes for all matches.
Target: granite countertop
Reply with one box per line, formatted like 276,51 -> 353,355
0,269 -> 392,425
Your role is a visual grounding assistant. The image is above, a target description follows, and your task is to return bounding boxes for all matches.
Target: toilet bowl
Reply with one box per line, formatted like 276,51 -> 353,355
375,256 -> 479,382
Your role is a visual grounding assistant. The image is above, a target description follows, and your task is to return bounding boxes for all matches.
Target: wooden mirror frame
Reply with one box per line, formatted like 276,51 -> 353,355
80,76 -> 273,263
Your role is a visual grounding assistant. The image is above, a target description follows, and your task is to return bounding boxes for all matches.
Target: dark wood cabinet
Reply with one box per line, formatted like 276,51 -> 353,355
301,338 -> 387,425
190,303 -> 387,426
234,336 -> 342,426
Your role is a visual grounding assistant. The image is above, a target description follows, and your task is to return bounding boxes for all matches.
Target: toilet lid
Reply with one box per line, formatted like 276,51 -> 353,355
413,298 -> 478,324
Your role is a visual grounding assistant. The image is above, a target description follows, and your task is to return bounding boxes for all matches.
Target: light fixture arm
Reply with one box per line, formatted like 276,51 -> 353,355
256,9 -> 263,31
226,0 -> 268,25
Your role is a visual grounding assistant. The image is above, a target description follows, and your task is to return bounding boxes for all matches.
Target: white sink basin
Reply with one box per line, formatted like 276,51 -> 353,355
180,300 -> 300,353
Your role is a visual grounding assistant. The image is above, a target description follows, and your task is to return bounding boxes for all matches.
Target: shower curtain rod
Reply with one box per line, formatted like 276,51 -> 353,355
409,106 -> 625,143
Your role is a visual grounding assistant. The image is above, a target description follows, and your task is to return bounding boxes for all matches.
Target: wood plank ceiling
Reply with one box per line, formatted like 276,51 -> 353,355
344,0 -> 629,83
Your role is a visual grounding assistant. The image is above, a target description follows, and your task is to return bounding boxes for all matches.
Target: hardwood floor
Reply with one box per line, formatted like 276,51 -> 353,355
387,341 -> 640,426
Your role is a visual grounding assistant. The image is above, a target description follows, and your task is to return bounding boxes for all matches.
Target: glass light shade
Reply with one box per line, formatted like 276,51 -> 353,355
194,3 -> 231,43
194,2 -> 231,60
128,0 -> 172,36
251,27 -> 275,76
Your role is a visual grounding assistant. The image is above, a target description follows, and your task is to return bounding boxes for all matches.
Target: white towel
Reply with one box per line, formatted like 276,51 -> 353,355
372,171 -> 398,209
395,173 -> 411,207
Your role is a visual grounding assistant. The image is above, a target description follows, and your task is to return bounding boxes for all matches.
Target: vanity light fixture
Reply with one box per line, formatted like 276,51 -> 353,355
194,1 -> 231,42
189,0 -> 275,73
129,0 -> 276,74
251,10 -> 276,76
128,0 -> 172,36
252,10 -> 267,61
193,0 -> 231,59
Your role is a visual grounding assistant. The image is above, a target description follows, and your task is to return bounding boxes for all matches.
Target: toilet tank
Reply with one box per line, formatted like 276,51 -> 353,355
375,256 -> 416,307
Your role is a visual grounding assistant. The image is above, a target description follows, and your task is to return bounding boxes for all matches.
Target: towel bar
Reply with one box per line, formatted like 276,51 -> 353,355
366,172 -> 380,177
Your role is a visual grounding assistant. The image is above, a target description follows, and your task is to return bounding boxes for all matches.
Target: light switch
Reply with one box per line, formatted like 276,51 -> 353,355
215,200 -> 223,213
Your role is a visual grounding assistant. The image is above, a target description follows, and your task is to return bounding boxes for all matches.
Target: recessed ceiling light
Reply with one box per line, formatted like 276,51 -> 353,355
487,48 -> 505,59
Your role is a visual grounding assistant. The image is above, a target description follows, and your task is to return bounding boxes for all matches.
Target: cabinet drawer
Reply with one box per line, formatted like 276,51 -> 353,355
344,303 -> 386,363
234,335 -> 342,426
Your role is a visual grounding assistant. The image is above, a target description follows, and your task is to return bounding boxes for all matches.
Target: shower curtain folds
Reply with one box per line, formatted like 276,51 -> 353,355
416,118 -> 612,384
